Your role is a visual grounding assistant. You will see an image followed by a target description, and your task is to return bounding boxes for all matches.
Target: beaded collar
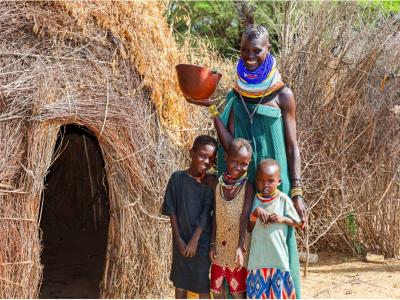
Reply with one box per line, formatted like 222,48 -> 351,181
218,170 -> 247,190
256,189 -> 280,203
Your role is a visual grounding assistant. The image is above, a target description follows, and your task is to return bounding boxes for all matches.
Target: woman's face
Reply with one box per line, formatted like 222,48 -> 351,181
240,36 -> 269,71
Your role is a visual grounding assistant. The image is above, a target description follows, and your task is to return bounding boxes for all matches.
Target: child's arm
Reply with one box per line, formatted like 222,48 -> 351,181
170,215 -> 187,256
237,182 -> 255,252
186,187 -> 214,257
184,227 -> 202,257
269,213 -> 302,228
209,180 -> 217,263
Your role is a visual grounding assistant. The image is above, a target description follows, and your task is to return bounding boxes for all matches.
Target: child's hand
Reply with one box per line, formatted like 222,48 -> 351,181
177,238 -> 187,256
209,244 -> 217,263
184,238 -> 198,257
235,247 -> 244,269
269,213 -> 285,224
255,207 -> 269,225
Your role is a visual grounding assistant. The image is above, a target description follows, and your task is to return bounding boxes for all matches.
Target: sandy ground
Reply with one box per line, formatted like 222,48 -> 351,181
39,241 -> 400,298
166,251 -> 400,299
302,251 -> 400,298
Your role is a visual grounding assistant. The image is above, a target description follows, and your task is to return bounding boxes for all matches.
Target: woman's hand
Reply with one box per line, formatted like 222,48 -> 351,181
292,195 -> 307,229
209,244 -> 217,263
254,207 -> 269,225
185,96 -> 216,107
235,247 -> 244,269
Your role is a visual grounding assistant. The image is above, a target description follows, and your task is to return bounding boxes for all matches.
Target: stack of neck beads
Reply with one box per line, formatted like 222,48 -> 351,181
218,170 -> 247,190
257,189 -> 280,203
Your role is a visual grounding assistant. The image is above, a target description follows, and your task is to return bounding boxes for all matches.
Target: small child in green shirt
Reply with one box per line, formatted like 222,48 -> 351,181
246,159 -> 301,299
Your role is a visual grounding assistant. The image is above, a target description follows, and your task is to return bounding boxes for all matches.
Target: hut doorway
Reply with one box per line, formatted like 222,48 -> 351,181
39,124 -> 109,298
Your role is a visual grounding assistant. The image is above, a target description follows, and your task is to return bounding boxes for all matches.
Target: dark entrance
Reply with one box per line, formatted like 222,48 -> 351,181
39,124 -> 109,298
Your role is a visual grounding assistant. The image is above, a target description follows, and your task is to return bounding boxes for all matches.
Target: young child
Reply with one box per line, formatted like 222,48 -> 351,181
162,135 -> 218,299
246,159 -> 301,299
209,138 -> 255,299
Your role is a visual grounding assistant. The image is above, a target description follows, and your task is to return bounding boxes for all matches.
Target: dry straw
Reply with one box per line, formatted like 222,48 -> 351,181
274,2 -> 400,259
0,1 -> 220,298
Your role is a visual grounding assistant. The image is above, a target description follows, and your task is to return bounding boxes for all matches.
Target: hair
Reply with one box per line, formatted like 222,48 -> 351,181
257,158 -> 280,175
242,24 -> 269,42
191,135 -> 218,152
227,138 -> 253,157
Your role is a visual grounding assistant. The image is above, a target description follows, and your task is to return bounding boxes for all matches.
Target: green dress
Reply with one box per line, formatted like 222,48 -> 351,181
217,90 -> 301,298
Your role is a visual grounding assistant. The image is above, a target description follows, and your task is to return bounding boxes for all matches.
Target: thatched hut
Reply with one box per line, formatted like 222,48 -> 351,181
0,1 -> 209,298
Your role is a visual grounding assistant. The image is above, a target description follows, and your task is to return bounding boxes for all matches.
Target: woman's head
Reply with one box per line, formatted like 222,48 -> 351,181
256,159 -> 281,196
189,135 -> 218,175
225,138 -> 253,179
240,24 -> 270,71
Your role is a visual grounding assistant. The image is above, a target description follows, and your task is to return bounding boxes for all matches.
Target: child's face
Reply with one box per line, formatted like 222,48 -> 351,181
256,165 -> 281,196
190,144 -> 216,175
240,36 -> 269,71
225,147 -> 251,179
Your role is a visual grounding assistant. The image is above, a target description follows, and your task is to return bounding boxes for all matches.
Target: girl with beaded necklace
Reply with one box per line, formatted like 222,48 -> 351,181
209,138 -> 255,299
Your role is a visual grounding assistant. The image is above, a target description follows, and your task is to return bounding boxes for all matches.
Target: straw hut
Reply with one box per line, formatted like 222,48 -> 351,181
0,1 -> 202,298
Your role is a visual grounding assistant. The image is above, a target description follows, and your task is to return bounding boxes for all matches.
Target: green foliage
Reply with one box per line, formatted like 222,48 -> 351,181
166,0 -> 398,58
166,1 -> 287,58
358,0 -> 400,14
345,212 -> 365,255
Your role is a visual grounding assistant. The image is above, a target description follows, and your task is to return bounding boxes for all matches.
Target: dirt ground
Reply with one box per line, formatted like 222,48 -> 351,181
302,251 -> 400,298
166,251 -> 400,299
39,244 -> 400,298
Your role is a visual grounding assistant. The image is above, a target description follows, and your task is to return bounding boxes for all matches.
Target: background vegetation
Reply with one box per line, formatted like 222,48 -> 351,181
167,0 -> 400,258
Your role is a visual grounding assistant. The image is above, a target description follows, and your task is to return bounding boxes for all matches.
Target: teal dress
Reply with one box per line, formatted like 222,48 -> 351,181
217,90 -> 301,298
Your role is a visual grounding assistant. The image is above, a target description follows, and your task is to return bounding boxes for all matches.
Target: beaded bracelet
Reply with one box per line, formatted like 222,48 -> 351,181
291,187 -> 303,198
208,104 -> 220,118
250,212 -> 257,222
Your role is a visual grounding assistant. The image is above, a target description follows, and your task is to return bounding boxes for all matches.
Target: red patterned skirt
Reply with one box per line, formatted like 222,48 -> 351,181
210,263 -> 247,295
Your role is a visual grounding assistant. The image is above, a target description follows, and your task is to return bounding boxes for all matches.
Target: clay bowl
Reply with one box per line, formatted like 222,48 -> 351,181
175,64 -> 222,100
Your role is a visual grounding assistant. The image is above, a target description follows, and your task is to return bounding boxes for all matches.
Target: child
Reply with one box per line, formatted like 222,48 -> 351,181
209,138 -> 255,299
162,135 -> 218,299
246,159 -> 301,299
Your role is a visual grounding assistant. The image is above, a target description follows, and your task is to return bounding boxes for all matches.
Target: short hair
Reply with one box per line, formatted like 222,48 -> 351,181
256,158 -> 280,175
192,135 -> 218,152
228,138 -> 253,157
242,24 -> 269,42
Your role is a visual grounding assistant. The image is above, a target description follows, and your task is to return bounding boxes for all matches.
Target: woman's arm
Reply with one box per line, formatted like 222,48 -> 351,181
277,87 -> 307,227
185,97 -> 234,152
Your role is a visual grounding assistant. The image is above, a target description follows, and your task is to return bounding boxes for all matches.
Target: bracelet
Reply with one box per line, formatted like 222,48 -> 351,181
250,212 -> 257,222
291,187 -> 303,198
208,104 -> 220,118
209,242 -> 216,246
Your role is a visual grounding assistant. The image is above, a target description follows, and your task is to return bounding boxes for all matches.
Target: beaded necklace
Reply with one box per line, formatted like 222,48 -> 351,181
187,169 -> 205,182
256,189 -> 280,203
218,170 -> 247,190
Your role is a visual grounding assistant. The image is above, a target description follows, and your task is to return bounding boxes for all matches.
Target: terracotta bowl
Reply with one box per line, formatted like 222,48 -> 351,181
175,64 -> 222,100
